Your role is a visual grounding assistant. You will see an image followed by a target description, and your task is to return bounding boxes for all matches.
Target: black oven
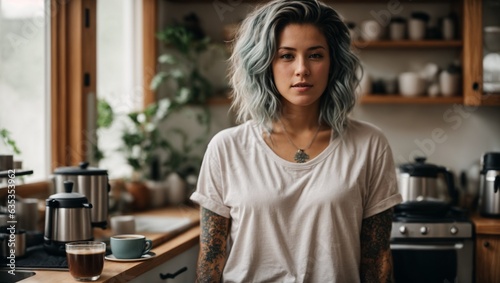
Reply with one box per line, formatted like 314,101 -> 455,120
391,215 -> 474,283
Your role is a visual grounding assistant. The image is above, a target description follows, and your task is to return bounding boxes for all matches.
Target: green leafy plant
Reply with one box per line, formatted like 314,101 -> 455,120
98,20 -> 216,181
93,99 -> 115,162
0,128 -> 21,155
151,25 -> 213,105
149,23 -> 215,177
119,99 -> 170,180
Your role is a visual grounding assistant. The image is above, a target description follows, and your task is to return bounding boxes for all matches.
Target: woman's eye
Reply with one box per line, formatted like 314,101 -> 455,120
310,53 -> 323,59
280,54 -> 293,60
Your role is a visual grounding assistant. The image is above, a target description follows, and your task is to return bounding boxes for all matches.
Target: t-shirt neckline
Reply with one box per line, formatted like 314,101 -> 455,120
252,122 -> 341,169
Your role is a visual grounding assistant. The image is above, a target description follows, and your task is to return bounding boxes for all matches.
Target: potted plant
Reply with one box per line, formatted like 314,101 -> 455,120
0,128 -> 22,171
148,17 -> 221,204
0,128 -> 21,156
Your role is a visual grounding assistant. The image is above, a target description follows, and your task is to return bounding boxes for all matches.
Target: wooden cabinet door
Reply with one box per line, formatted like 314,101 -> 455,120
463,0 -> 483,106
130,244 -> 199,283
476,235 -> 500,283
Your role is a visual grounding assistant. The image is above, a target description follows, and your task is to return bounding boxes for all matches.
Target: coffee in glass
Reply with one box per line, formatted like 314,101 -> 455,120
66,241 -> 106,281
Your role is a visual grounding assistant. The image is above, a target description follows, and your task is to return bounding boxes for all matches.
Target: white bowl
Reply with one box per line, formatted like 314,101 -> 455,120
398,72 -> 426,97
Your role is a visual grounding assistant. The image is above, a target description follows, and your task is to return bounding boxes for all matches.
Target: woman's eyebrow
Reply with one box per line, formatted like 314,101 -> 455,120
277,45 -> 327,51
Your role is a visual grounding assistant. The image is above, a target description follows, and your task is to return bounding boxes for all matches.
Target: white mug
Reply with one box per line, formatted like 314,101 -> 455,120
110,215 -> 136,235
361,20 -> 383,41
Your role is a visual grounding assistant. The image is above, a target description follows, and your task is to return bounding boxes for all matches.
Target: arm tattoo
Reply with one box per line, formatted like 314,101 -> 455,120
196,208 -> 230,283
360,208 -> 394,283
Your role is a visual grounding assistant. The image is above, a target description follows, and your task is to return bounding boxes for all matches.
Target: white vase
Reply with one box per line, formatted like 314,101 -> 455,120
408,19 -> 426,40
166,173 -> 187,206
145,180 -> 167,208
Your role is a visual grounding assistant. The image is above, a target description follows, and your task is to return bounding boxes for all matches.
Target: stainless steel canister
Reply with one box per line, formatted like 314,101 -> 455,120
44,181 -> 93,255
53,162 -> 109,229
0,228 -> 26,258
479,152 -> 500,217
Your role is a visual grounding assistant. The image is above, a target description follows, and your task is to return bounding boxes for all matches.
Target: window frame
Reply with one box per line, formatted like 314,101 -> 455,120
50,0 -> 96,169
51,0 -> 156,170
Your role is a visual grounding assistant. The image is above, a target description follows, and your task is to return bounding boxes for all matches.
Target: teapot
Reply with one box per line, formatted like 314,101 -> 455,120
44,181 -> 93,255
397,157 -> 458,205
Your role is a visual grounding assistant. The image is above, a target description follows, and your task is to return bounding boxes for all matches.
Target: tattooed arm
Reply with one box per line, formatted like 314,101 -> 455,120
359,208 -> 394,283
196,207 -> 231,283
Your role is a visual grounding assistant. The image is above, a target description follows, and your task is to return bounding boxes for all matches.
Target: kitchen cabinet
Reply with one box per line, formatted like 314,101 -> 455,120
471,215 -> 500,283
476,235 -> 500,283
462,0 -> 500,106
129,244 -> 199,283
164,0 -> 500,106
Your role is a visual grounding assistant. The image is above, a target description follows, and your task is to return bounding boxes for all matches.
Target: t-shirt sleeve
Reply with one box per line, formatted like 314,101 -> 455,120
190,139 -> 231,218
363,141 -> 402,219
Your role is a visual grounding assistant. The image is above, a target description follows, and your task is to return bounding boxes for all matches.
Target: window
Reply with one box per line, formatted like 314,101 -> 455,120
0,0 -> 154,186
96,0 -> 144,179
0,0 -> 49,182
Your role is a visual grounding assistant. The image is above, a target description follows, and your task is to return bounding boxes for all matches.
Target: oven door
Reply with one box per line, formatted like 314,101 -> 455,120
390,239 -> 473,283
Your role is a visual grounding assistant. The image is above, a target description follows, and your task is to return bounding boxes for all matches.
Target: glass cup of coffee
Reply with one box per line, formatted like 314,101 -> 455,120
66,241 -> 106,281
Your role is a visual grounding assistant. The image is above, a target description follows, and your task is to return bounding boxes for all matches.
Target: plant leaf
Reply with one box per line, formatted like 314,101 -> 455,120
150,72 -> 169,91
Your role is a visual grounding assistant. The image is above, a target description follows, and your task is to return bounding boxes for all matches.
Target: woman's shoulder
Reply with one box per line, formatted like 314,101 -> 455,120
344,119 -> 390,146
208,121 -> 257,148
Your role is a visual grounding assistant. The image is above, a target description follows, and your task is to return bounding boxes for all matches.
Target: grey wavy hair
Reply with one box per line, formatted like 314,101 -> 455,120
229,0 -> 360,135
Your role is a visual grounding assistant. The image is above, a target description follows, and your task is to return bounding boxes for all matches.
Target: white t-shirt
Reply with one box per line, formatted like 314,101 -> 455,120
190,119 -> 402,283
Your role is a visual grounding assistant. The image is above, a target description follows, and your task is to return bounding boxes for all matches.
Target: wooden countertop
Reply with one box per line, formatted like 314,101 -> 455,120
470,213 -> 500,235
20,205 -> 201,283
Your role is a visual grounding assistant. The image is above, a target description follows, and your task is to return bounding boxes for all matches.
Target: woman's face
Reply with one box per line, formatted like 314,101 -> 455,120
272,23 -> 330,108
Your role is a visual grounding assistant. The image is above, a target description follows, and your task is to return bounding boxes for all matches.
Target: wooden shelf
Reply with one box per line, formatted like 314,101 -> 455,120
359,95 -> 463,104
481,94 -> 500,106
353,40 -> 463,49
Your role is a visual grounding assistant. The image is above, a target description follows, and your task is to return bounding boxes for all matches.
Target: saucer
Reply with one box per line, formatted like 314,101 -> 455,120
105,252 -> 156,262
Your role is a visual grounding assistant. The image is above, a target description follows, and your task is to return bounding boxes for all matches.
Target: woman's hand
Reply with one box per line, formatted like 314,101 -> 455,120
360,208 -> 394,283
196,207 -> 231,283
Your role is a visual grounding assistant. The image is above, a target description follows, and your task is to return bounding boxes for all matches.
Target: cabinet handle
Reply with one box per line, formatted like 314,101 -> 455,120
472,82 -> 480,91
483,241 -> 490,248
160,266 -> 188,280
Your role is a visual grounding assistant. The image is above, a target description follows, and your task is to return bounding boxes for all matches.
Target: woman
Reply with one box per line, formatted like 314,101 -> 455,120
190,0 -> 402,282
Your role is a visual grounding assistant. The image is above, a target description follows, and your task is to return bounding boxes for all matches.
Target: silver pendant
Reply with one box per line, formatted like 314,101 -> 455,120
294,149 -> 309,163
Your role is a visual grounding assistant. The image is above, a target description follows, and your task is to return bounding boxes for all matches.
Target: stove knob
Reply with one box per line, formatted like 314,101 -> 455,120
450,226 -> 459,235
399,226 -> 407,235
420,226 -> 428,235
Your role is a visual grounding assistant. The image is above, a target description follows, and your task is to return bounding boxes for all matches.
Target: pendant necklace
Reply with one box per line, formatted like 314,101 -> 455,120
279,119 -> 321,163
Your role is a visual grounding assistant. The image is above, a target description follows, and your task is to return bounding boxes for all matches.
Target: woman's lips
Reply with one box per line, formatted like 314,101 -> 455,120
292,83 -> 313,92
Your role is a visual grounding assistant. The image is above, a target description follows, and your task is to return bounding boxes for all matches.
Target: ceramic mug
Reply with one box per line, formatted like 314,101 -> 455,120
361,20 -> 383,41
110,234 -> 152,259
110,215 -> 136,235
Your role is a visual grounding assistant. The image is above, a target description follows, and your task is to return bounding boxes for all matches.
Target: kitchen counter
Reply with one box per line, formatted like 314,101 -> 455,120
19,206 -> 201,283
471,213 -> 500,235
